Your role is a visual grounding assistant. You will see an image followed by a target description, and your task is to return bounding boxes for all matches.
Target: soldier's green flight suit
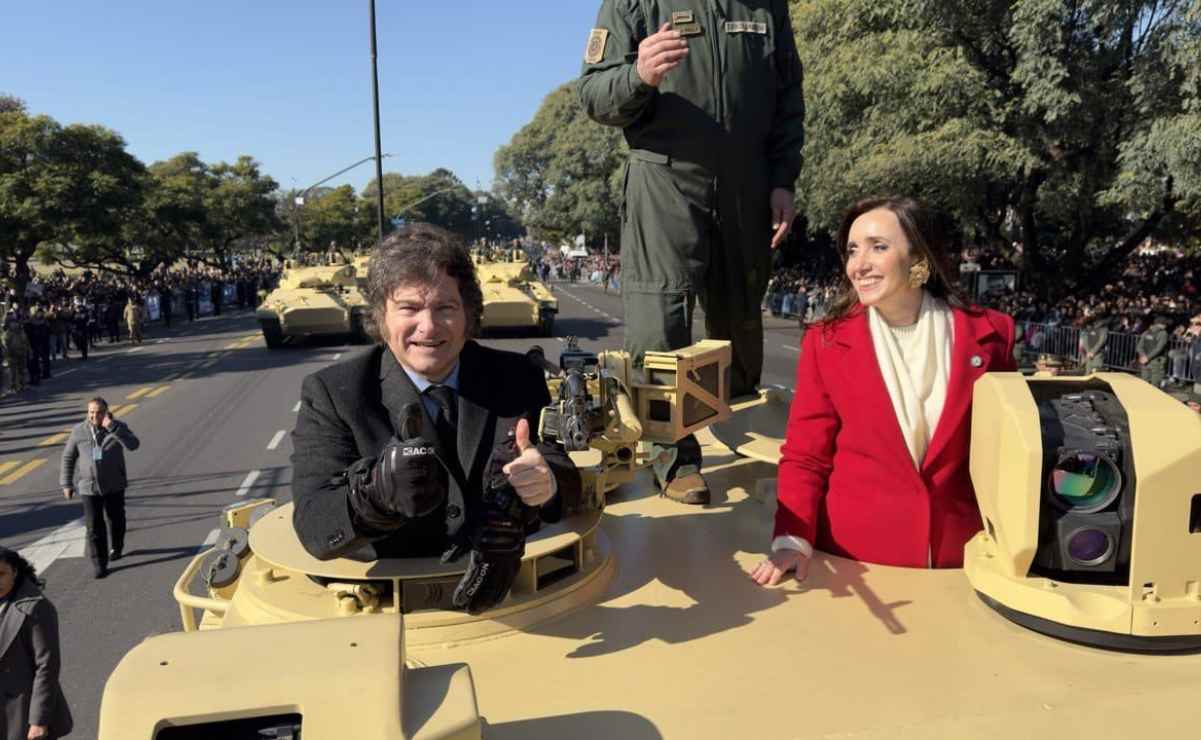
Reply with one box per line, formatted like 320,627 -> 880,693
1137,321 -> 1168,388
1078,322 -> 1108,374
578,0 -> 805,399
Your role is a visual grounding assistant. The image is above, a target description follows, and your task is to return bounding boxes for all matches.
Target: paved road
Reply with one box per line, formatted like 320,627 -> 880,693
0,282 -> 803,738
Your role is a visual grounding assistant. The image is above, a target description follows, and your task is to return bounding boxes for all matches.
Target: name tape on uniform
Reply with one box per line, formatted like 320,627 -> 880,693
585,28 -> 609,64
724,21 -> 768,34
674,22 -> 703,36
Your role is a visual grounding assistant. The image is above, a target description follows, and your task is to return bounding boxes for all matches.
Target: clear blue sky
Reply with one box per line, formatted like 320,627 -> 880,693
3,1 -> 601,193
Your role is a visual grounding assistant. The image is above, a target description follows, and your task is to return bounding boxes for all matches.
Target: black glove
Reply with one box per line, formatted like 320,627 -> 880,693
347,403 -> 447,534
449,431 -> 528,614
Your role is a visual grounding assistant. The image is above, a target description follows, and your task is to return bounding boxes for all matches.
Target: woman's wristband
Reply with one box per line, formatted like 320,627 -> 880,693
771,535 -> 813,558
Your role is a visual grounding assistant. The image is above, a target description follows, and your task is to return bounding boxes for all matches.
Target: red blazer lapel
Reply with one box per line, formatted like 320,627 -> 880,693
923,308 -> 996,470
833,308 -> 921,476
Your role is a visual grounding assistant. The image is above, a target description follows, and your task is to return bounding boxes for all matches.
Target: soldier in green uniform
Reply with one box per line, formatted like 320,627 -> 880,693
579,0 -> 805,503
1136,316 -> 1169,388
2,316 -> 31,394
1078,316 -> 1108,374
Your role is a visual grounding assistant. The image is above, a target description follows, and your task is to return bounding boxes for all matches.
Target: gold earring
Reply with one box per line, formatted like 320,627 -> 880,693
909,261 -> 930,289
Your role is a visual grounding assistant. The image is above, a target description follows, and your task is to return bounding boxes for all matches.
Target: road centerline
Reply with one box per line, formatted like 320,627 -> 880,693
235,469 -> 261,497
266,430 -> 287,451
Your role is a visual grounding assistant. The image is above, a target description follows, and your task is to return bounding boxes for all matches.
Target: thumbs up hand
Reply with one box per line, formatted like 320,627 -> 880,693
501,418 -> 555,507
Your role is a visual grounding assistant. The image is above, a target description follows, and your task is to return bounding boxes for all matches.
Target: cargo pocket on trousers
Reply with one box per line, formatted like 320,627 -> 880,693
624,284 -> 692,355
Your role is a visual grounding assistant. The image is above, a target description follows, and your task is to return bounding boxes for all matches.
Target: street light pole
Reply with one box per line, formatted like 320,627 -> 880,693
292,154 -> 392,255
369,0 -> 387,244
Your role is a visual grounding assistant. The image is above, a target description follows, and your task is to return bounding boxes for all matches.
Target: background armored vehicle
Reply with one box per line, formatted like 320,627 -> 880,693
255,264 -> 369,348
474,250 -> 557,336
100,355 -> 1201,739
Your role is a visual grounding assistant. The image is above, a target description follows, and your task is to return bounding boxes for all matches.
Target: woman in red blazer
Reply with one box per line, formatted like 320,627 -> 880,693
751,197 -> 1016,586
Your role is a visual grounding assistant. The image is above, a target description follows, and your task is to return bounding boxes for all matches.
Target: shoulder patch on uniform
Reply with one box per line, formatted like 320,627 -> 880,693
585,28 -> 609,64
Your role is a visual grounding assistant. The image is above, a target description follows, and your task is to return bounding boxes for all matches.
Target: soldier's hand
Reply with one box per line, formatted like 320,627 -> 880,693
637,23 -> 689,87
62,487 -> 74,500
770,189 -> 797,250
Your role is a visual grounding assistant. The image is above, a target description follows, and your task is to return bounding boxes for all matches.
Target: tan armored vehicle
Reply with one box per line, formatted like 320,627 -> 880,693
100,362 -> 1201,739
475,249 -> 557,336
256,264 -> 370,348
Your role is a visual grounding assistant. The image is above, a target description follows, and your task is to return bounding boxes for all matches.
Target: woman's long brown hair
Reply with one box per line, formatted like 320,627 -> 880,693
820,196 -> 974,327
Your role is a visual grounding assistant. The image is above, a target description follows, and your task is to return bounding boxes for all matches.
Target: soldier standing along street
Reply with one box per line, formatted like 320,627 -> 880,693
2,316 -> 31,394
1136,316 -> 1169,388
579,0 -> 805,504
124,298 -> 143,344
1078,316 -> 1108,374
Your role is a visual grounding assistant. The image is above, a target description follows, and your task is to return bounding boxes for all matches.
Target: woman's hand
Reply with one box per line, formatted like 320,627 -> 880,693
750,549 -> 811,586
28,724 -> 48,739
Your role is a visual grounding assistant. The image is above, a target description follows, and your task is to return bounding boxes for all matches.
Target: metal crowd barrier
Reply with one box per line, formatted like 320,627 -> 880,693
762,293 -> 1199,383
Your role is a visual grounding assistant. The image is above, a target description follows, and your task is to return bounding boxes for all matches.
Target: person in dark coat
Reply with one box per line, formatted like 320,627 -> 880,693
0,548 -> 73,739
290,224 -> 582,572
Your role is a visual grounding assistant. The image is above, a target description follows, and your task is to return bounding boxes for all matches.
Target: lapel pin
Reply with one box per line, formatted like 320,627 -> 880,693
971,355 -> 984,368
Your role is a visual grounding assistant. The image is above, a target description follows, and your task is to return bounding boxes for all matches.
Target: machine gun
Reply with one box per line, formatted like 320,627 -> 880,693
529,337 -> 733,509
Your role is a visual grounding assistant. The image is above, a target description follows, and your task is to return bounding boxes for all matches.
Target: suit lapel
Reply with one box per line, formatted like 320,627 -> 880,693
923,308 -> 994,470
455,342 -> 494,481
0,585 -> 38,662
834,310 -> 921,475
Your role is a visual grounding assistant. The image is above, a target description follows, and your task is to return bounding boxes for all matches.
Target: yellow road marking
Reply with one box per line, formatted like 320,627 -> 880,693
0,459 -> 46,486
111,404 -> 137,417
146,385 -> 171,399
37,431 -> 70,447
127,387 -> 154,400
206,352 -> 221,359
0,461 -> 19,476
200,359 -> 219,369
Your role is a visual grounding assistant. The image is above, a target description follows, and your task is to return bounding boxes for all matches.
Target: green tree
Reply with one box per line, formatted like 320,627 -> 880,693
193,156 -> 281,269
792,0 -> 1201,293
494,83 -> 625,247
305,185 -> 373,254
47,152 -> 208,278
0,109 -> 144,299
362,168 -> 479,236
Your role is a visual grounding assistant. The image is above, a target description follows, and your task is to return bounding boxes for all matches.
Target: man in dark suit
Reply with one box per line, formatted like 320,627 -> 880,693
290,224 -> 581,582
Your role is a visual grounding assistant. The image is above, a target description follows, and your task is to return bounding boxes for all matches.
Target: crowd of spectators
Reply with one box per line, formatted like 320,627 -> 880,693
765,245 -> 1201,334
1,261 -> 279,397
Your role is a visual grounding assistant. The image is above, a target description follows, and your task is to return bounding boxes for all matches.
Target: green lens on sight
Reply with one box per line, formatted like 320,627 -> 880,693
1049,452 -> 1122,513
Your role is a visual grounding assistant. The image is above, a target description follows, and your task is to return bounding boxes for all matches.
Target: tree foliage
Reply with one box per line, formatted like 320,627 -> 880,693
362,168 -> 523,242
792,0 -> 1201,291
494,83 -> 625,247
0,110 -> 145,295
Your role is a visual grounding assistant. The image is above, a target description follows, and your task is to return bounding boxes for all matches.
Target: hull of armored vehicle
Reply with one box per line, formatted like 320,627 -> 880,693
256,264 -> 369,347
99,367 -> 1201,739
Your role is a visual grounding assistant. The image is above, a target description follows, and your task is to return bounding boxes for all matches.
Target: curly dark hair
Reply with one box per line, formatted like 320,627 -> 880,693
365,223 -> 484,340
821,196 -> 973,326
0,546 -> 44,591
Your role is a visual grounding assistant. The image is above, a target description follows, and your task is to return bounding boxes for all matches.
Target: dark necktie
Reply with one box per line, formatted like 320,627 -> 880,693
424,384 -> 458,450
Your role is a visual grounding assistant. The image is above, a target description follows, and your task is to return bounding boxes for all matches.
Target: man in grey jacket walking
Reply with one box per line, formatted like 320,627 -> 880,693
59,397 -> 140,578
